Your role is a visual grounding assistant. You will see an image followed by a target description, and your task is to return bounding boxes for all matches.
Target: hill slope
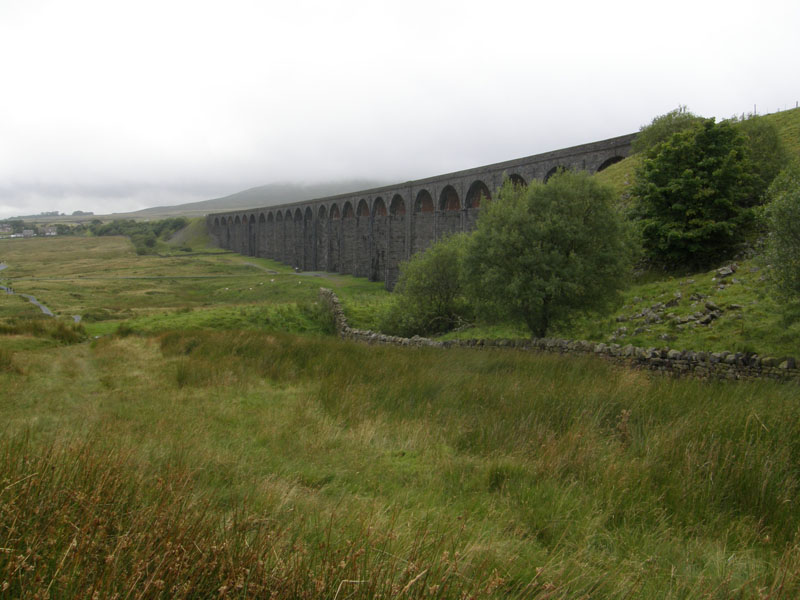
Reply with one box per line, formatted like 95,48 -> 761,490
120,179 -> 388,219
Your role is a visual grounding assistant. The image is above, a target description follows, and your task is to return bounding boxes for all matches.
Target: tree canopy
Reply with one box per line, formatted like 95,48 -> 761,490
380,233 -> 471,336
633,118 -> 755,269
631,106 -> 704,155
766,166 -> 800,302
464,172 -> 629,337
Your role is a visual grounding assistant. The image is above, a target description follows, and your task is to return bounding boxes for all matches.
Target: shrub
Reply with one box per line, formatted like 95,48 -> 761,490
631,105 -> 704,155
633,118 -> 756,269
766,166 -> 800,301
734,114 -> 790,201
380,233 -> 472,336
464,172 -> 629,337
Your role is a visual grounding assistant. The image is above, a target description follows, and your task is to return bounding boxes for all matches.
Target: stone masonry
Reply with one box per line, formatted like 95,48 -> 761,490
207,133 -> 636,289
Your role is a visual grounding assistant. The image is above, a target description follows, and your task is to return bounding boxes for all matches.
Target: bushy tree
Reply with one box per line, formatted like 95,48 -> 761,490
733,115 -> 789,201
464,172 -> 629,337
633,118 -> 756,269
766,166 -> 800,301
379,233 -> 471,336
631,106 -> 704,155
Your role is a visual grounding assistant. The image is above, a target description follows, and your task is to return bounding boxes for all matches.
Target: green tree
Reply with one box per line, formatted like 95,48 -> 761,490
633,118 -> 756,269
464,172 -> 629,337
380,233 -> 471,336
733,115 -> 789,201
631,105 -> 704,155
766,166 -> 800,301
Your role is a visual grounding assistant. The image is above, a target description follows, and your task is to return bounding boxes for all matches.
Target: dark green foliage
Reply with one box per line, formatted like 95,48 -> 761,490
766,166 -> 800,301
633,118 -> 756,269
734,114 -> 790,201
379,233 -> 472,336
631,105 -> 704,155
464,172 -> 629,337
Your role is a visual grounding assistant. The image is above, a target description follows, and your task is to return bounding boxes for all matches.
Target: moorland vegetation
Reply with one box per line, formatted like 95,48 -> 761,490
1,106 -> 799,598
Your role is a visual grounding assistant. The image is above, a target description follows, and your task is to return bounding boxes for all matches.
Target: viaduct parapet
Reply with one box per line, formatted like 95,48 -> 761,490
206,132 -> 636,289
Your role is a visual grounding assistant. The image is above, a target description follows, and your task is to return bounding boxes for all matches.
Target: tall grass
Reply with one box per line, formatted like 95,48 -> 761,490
3,329 -> 800,597
155,330 -> 800,596
0,436 -> 492,599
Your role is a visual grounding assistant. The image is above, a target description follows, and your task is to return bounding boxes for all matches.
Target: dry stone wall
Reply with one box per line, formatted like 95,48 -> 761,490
319,288 -> 800,383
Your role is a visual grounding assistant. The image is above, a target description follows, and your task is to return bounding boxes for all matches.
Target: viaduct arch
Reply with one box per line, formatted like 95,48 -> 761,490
207,132 -> 635,289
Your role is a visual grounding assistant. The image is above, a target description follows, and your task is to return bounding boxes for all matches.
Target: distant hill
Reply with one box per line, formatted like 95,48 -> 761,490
118,179 -> 389,220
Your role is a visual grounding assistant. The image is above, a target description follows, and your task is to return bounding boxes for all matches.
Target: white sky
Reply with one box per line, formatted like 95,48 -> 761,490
0,0 -> 798,218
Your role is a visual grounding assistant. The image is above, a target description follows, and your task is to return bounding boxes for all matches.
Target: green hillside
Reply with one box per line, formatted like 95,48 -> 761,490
595,107 -> 800,207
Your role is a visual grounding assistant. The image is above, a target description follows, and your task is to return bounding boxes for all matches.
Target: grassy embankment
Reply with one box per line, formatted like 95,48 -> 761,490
2,234 -> 800,598
346,108 -> 800,357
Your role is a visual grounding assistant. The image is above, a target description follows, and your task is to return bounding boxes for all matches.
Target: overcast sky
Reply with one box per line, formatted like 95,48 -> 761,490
0,0 -> 798,218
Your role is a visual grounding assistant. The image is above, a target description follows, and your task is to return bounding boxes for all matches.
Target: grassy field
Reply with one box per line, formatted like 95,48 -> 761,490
2,234 -> 800,598
0,234 -> 385,337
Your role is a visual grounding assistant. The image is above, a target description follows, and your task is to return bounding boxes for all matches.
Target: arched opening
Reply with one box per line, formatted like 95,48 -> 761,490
248,214 -> 256,256
370,197 -> 388,282
387,194 -> 407,289
317,205 -> 329,272
267,212 -> 275,258
465,180 -> 491,209
372,197 -> 387,217
597,156 -> 625,172
412,190 -> 435,254
284,210 -> 294,266
303,207 -> 314,270
414,190 -> 433,213
214,217 -> 220,226
390,194 -> 406,216
439,185 -> 460,211
438,185 -> 461,238
258,213 -> 266,258
341,201 -> 355,275
508,173 -> 526,187
275,212 -> 284,263
328,204 -> 340,272
544,166 -> 567,183
221,217 -> 230,249
355,200 -> 370,277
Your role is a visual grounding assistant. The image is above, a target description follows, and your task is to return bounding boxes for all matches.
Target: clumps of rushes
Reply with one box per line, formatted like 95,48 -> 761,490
0,436 -> 499,599
0,317 -> 86,344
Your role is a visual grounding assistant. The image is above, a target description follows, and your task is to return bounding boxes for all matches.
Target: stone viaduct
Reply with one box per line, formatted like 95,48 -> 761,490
206,132 -> 636,289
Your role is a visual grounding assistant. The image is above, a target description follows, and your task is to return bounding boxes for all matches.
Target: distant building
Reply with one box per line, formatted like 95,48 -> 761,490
44,226 -> 57,236
22,229 -> 35,238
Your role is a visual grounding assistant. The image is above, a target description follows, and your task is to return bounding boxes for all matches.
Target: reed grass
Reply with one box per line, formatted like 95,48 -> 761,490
2,330 -> 799,597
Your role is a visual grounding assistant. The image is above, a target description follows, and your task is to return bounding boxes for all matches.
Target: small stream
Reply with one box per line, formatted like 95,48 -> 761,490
1,263 -> 79,321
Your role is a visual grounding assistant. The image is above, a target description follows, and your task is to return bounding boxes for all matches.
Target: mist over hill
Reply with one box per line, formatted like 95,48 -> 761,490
120,179 -> 388,219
